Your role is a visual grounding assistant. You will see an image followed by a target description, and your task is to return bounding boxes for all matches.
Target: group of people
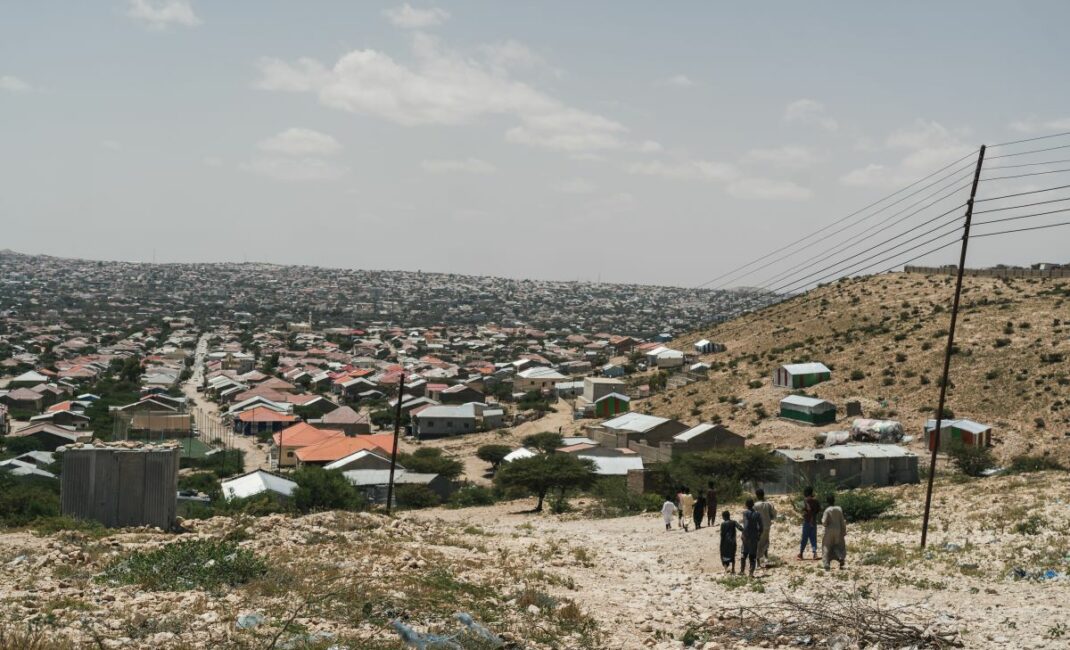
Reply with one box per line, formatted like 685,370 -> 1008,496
661,485 -> 847,576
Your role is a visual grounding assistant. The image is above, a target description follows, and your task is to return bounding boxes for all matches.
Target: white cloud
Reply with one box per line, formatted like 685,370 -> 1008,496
552,178 -> 596,194
626,159 -> 738,182
784,99 -> 838,132
255,34 -> 636,155
586,192 -> 637,218
480,40 -> 550,74
240,157 -> 348,182
726,177 -> 812,201
663,74 -> 696,88
840,119 -> 974,189
0,75 -> 32,93
258,128 -> 341,156
383,3 -> 449,29
1008,116 -> 1070,134
742,145 -> 819,168
421,158 -> 496,174
100,139 -> 122,151
127,0 -> 201,29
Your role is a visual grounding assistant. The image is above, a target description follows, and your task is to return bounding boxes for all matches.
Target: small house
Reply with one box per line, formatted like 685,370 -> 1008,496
593,393 -> 630,418
693,339 -> 726,354
772,362 -> 831,389
779,395 -> 837,426
924,418 -> 992,452
221,470 -> 297,501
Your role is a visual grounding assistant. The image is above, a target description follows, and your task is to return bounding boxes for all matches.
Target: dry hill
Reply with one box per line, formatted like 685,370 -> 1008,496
647,271 -> 1070,461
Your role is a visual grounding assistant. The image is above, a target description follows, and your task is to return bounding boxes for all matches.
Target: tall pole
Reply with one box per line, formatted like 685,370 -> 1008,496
385,372 -> 406,515
920,145 -> 986,548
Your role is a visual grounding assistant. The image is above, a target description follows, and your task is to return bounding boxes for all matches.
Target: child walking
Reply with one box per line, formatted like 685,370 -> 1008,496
719,510 -> 743,573
661,496 -> 677,531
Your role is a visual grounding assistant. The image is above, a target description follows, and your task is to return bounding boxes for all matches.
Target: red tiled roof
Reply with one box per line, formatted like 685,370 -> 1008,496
295,434 -> 395,463
237,406 -> 298,423
272,422 -> 343,447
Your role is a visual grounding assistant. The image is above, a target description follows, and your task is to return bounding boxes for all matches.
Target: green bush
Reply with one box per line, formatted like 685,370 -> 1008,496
0,475 -> 60,528
32,516 -> 108,537
1014,514 -> 1046,536
292,466 -> 365,513
0,435 -> 47,457
98,539 -> 267,591
948,443 -> 996,478
476,444 -> 512,472
657,446 -> 781,500
181,449 -> 244,478
397,447 -> 463,480
1008,455 -> 1065,473
837,489 -> 895,522
586,477 -> 661,519
395,484 -> 440,509
178,471 -> 223,501
850,370 -> 865,380
448,485 -> 498,508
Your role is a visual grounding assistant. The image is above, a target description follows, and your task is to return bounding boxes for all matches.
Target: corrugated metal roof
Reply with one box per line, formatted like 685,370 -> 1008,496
781,362 -> 831,375
775,444 -> 915,462
222,470 -> 297,501
780,395 -> 833,409
578,453 -> 644,475
674,423 -> 717,442
601,412 -> 670,432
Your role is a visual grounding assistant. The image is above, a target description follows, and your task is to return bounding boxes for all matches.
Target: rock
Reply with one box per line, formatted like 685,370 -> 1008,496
236,612 -> 265,630
527,604 -> 540,616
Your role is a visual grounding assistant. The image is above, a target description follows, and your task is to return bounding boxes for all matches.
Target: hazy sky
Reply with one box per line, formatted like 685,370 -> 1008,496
2,1 -> 1069,287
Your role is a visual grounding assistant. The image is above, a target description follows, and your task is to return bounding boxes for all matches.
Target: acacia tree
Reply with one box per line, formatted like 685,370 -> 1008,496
494,453 -> 597,512
476,444 -> 513,473
522,432 -> 564,454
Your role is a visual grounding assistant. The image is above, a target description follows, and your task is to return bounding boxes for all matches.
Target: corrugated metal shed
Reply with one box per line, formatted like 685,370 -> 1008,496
61,446 -> 180,530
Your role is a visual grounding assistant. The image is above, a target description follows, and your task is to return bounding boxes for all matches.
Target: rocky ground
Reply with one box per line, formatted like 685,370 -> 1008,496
2,470 -> 1069,649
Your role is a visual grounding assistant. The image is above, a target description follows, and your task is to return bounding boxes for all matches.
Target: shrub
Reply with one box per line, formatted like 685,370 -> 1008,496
98,539 -> 267,591
1014,514 -> 1046,536
837,489 -> 895,522
292,466 -> 365,513
447,485 -> 498,508
521,432 -> 564,454
1,435 -> 47,457
178,471 -> 222,500
476,444 -> 512,472
397,447 -> 463,480
1009,455 -> 1066,473
0,475 -> 60,528
850,370 -> 865,381
747,380 -> 763,389
395,484 -> 440,509
586,477 -> 662,519
948,443 -> 996,478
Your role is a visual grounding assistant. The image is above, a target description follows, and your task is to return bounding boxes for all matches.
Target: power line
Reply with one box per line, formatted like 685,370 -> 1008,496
972,207 -> 1070,227
989,130 -> 1070,148
981,167 -> 1070,182
752,175 -> 971,291
693,150 -> 979,289
972,220 -> 1070,238
983,158 -> 1070,171
986,142 -> 1070,160
974,183 -> 1070,203
972,195 -> 1070,215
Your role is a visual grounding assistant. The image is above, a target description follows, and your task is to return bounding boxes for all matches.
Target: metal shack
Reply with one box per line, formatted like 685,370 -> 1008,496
761,444 -> 919,494
61,445 -> 180,530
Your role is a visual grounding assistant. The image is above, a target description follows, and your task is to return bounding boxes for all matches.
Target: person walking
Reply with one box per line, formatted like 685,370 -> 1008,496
693,491 -> 707,530
706,481 -> 718,528
678,487 -> 695,532
740,499 -> 763,577
661,496 -> 677,531
719,510 -> 743,574
753,488 -> 777,568
821,493 -> 847,570
798,486 -> 819,560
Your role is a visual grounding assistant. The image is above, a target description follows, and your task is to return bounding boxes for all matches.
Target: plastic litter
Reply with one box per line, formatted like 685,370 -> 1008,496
236,613 -> 266,630
391,613 -> 503,649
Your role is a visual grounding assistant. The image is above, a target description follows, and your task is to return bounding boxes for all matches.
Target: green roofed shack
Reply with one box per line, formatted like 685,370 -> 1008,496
779,395 -> 837,426
772,362 -> 831,389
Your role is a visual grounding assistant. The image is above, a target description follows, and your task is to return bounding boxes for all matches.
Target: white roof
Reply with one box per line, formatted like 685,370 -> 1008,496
221,470 -> 297,501
594,392 -> 631,403
924,418 -> 991,434
324,449 -> 393,471
775,444 -> 915,462
342,469 -> 439,486
12,370 -> 49,383
0,460 -> 57,479
577,453 -> 644,476
780,395 -> 833,409
601,412 -> 670,433
517,367 -> 567,380
674,423 -> 720,442
780,362 -> 831,375
503,447 -> 537,462
415,404 -> 476,419
561,436 -> 597,446
695,339 -> 711,347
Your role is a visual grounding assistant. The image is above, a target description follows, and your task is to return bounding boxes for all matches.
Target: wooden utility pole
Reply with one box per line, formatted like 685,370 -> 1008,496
385,371 -> 406,514
920,145 -> 986,548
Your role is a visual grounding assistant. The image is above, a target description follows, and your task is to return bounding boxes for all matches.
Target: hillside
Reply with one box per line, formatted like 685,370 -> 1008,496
651,271 -> 1070,461
3,471 -> 1069,648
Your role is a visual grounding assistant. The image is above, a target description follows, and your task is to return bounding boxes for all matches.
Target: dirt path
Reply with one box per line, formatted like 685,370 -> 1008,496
409,473 -> 1070,649
181,333 -> 269,472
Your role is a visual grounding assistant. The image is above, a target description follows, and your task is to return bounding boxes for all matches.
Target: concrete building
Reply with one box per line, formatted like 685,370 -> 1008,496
515,366 -> 568,392
591,412 -> 690,448
760,444 -> 919,494
411,402 -> 504,437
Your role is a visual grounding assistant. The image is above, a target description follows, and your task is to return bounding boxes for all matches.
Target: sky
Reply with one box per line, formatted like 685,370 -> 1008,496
2,1 -> 1069,287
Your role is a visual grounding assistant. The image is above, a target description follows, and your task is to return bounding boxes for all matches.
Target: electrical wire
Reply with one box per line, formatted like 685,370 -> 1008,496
974,183 -> 1070,203
971,221 -> 1070,238
972,207 -> 1070,227
983,158 -> 1070,171
693,150 -> 979,289
752,176 -> 971,291
989,130 -> 1070,148
972,196 -> 1070,215
981,167 -> 1070,182
985,143 -> 1070,160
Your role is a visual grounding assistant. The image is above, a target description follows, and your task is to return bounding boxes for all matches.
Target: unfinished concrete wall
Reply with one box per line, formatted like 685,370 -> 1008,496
61,447 -> 180,530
